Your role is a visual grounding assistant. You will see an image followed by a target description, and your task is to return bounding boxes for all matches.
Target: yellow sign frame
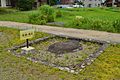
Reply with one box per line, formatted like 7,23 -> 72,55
20,29 -> 34,40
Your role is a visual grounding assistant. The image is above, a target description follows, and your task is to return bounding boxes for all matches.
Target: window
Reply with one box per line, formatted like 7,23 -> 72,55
98,4 -> 101,7
95,4 -> 97,6
6,0 -> 11,6
88,4 -> 92,7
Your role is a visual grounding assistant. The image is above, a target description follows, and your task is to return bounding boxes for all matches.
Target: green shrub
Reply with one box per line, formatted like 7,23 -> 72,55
91,19 -> 103,30
71,16 -> 115,32
91,19 -> 114,31
29,13 -> 47,25
17,0 -> 35,11
113,19 -> 120,32
72,16 -> 91,29
0,8 -> 7,14
56,10 -> 62,17
29,5 -> 55,25
49,0 -> 57,6
39,5 -> 55,22
0,8 -> 17,14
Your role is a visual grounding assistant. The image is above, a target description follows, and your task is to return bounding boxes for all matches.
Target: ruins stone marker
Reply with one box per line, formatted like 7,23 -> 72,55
48,40 -> 82,54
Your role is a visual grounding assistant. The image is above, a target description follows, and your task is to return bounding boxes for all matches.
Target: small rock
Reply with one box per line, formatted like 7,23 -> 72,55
64,67 -> 70,71
70,70 -> 75,73
106,41 -> 110,43
74,72 -> 79,74
58,67 -> 64,70
27,57 -> 31,60
79,69 -> 82,71
89,39 -> 92,41
8,50 -> 11,52
91,59 -> 94,62
87,62 -> 91,65
81,64 -> 85,68
99,50 -> 103,53
34,61 -> 38,63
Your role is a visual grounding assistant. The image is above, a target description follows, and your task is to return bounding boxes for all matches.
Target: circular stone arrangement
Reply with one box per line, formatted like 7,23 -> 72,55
48,40 -> 82,54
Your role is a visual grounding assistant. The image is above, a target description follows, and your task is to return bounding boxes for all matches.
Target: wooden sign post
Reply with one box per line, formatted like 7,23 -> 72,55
20,29 -> 35,52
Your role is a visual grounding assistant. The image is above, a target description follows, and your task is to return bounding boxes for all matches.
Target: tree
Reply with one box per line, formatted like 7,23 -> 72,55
11,0 -> 18,7
17,0 -> 35,11
47,0 -> 57,5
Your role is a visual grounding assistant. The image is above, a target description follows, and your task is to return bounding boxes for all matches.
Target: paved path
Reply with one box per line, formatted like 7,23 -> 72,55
0,21 -> 120,44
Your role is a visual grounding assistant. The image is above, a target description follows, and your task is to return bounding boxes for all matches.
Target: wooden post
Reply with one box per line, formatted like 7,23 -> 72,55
26,39 -> 29,48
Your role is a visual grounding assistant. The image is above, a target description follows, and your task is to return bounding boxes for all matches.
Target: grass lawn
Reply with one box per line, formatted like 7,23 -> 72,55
0,7 -> 120,33
55,8 -> 120,23
0,27 -> 120,80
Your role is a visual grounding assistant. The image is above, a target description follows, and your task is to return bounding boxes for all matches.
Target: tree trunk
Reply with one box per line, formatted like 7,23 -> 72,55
11,0 -> 18,7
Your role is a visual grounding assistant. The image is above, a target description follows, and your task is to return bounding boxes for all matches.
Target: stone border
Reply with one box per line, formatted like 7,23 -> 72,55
8,35 -> 109,74
8,36 -> 56,51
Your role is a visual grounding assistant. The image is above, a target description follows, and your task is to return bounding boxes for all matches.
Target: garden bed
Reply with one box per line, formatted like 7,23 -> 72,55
8,35 -> 108,74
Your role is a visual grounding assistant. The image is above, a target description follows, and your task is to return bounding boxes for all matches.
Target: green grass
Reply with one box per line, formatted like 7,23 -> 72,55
0,7 -> 120,33
0,10 -> 38,23
54,8 -> 120,33
55,8 -> 120,23
0,27 -> 120,80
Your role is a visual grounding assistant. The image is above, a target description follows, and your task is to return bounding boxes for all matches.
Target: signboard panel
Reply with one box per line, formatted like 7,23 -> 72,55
20,29 -> 34,40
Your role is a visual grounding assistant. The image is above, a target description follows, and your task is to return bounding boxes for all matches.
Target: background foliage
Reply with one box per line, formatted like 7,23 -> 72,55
17,0 -> 35,11
29,5 -> 55,25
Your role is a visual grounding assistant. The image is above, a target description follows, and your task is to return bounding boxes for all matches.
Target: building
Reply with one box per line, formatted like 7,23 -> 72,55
60,0 -> 103,7
0,0 -> 11,7
0,0 -> 47,7
80,0 -> 102,7
60,0 -> 74,4
105,0 -> 120,7
2,0 -> 120,8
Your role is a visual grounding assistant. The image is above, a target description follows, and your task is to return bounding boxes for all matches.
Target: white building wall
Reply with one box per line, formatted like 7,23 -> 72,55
1,0 -> 6,7
81,0 -> 102,7
0,0 -> 11,7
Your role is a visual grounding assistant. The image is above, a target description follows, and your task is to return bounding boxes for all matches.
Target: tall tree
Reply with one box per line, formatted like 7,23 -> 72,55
17,0 -> 35,11
11,0 -> 18,7
47,0 -> 57,5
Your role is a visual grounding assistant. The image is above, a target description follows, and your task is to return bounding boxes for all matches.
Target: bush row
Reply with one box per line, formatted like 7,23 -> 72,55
66,16 -> 120,33
29,5 -> 62,25
0,8 -> 17,14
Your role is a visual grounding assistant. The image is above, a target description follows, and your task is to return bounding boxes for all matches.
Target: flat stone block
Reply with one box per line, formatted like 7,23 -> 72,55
21,46 -> 35,54
21,46 -> 35,51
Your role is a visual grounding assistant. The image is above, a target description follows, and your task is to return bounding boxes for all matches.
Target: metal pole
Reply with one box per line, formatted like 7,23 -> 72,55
26,39 -> 29,48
